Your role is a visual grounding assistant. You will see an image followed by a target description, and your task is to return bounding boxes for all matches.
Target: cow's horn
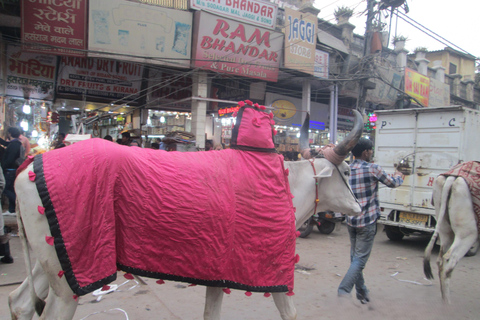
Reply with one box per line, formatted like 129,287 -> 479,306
299,113 -> 311,158
333,109 -> 364,157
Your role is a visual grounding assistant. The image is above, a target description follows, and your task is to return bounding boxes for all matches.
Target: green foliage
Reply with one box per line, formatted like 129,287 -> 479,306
414,47 -> 428,53
334,6 -> 354,19
391,35 -> 408,45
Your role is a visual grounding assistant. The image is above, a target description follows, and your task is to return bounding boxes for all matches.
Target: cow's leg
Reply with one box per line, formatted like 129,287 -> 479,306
439,178 -> 478,304
9,261 -> 49,320
14,166 -> 78,319
272,293 -> 296,320
204,287 -> 224,320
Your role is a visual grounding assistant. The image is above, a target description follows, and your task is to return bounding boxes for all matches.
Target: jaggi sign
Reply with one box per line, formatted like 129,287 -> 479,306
21,0 -> 87,57
284,8 -> 316,75
192,11 -> 282,82
189,0 -> 277,30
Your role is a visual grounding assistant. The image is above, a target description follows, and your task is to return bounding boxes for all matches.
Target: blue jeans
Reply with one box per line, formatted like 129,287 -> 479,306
3,169 -> 17,213
338,223 -> 377,297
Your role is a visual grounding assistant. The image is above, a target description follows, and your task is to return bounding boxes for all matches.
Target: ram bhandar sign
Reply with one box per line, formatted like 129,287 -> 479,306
189,0 -> 277,30
284,8 -> 316,75
21,0 -> 87,57
88,0 -> 192,68
192,11 -> 282,82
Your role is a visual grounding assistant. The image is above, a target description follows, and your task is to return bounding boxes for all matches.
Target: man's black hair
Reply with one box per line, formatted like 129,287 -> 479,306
351,137 -> 373,158
58,132 -> 66,139
122,132 -> 131,138
7,127 -> 21,138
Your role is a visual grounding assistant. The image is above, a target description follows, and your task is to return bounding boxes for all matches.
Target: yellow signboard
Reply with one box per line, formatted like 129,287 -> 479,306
404,68 -> 430,106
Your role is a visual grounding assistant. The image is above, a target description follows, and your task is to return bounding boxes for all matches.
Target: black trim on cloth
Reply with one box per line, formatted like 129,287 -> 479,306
117,264 -> 288,293
32,154 -> 288,295
230,106 -> 277,153
33,155 -> 117,296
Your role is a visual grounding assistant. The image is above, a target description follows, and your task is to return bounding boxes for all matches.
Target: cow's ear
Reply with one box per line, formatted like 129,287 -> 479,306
313,166 -> 333,179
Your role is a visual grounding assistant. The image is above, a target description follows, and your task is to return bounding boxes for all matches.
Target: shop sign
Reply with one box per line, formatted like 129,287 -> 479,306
6,45 -> 57,100
192,11 -> 282,82
314,50 -> 329,79
56,57 -> 144,102
405,68 -> 430,107
21,0 -> 87,57
88,0 -> 192,67
284,8 -> 316,75
210,77 -> 249,110
147,68 -> 192,107
218,106 -> 240,117
429,78 -> 450,107
189,0 -> 277,30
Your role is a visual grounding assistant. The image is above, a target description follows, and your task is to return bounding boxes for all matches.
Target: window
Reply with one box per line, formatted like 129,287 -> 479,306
449,63 -> 457,74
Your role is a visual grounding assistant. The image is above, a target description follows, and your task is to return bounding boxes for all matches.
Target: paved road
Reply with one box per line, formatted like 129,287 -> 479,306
1,223 -> 479,320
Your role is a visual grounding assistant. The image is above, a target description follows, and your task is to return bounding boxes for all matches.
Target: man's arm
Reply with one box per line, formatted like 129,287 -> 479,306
371,164 -> 403,188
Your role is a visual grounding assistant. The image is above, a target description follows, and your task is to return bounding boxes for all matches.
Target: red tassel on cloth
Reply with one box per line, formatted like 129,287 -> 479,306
294,254 -> 300,264
45,236 -> 54,245
58,270 -> 65,278
156,279 -> 165,285
38,206 -> 45,215
286,290 -> 295,296
245,100 -> 253,106
28,171 -> 36,181
223,288 -> 231,294
245,291 -> 252,297
188,284 -> 197,287
295,231 -> 301,238
73,295 -> 78,301
124,273 -> 134,280
264,292 -> 271,298
101,285 -> 111,291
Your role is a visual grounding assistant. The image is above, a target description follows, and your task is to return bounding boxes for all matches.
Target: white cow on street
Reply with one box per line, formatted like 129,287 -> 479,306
423,171 -> 480,304
9,111 -> 364,320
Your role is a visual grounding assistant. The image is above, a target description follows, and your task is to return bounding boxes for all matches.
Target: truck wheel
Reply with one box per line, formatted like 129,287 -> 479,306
298,217 -> 314,238
385,226 -> 404,241
465,238 -> 479,257
317,219 -> 336,234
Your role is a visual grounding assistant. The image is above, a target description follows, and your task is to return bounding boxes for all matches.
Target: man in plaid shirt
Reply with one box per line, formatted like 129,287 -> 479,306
338,138 -> 403,304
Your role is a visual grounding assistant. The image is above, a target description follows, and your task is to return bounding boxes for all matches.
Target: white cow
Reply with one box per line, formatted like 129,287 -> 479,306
9,111 -> 364,320
423,174 -> 480,303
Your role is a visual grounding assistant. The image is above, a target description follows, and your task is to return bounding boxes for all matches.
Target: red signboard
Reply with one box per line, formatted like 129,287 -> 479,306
192,11 -> 282,82
21,0 -> 87,57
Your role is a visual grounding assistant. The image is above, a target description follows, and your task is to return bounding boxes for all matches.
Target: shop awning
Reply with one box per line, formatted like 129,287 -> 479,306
317,30 -> 349,54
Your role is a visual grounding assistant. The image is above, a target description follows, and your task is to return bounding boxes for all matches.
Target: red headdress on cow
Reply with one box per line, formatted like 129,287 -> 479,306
230,100 -> 276,152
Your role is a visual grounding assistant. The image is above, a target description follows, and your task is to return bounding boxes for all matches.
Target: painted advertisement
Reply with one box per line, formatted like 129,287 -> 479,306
56,56 -> 144,102
405,68 -> 430,107
429,78 -> 450,107
88,0 -> 192,67
189,0 -> 277,30
284,8 -> 316,75
192,11 -> 282,82
314,49 -> 329,79
6,45 -> 57,100
21,0 -> 87,57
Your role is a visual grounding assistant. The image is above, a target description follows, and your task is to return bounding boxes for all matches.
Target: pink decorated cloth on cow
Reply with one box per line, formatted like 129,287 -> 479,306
33,138 -> 296,296
442,161 -> 480,232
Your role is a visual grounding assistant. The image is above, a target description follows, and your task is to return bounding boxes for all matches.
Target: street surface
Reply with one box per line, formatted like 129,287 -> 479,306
1,222 -> 479,320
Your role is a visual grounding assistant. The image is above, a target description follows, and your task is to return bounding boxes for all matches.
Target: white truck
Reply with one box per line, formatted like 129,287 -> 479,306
374,106 -> 480,246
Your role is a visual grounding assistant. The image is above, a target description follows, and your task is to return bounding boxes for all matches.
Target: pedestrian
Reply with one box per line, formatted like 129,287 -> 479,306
1,127 -> 24,217
337,137 -> 404,304
53,133 -> 66,149
104,135 -> 113,142
121,132 -> 131,146
0,169 -> 13,264
19,129 -> 31,157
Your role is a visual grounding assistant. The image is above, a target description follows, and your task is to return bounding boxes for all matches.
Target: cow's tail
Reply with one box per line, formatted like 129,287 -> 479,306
423,176 -> 455,280
17,207 -> 46,316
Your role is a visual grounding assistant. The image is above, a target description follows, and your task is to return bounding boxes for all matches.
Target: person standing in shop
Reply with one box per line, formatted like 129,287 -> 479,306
1,127 -> 23,217
0,169 -> 13,264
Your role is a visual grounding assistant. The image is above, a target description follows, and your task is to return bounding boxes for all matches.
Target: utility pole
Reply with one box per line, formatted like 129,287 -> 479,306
357,0 -> 376,115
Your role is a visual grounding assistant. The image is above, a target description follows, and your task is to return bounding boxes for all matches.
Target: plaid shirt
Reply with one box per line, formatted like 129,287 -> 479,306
346,159 -> 403,228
